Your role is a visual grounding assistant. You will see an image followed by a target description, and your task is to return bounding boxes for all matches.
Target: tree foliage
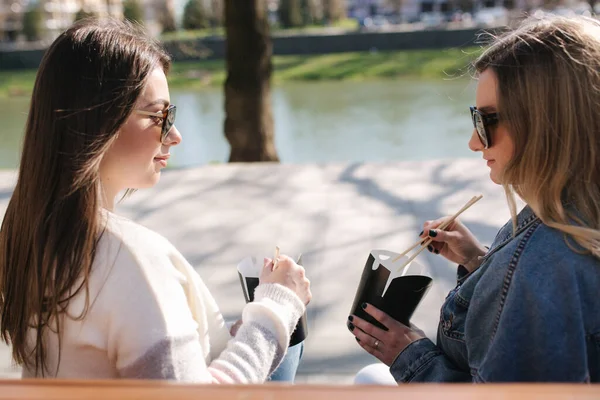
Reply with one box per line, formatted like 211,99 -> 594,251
22,5 -> 43,41
278,0 -> 305,28
123,0 -> 144,24
74,9 -> 97,22
158,2 -> 177,33
183,0 -> 210,30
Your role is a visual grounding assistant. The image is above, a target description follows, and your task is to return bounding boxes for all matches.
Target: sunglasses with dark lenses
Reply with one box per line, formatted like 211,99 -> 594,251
469,106 -> 498,149
135,104 -> 177,144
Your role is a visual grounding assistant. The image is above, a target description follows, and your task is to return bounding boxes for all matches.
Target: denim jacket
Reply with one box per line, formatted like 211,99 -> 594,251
390,206 -> 600,382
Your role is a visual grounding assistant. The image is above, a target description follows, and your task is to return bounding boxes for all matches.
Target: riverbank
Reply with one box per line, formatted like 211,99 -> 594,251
0,47 -> 480,98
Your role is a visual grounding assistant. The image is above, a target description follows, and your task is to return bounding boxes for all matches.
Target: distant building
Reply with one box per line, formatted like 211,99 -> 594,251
0,0 -> 173,43
348,0 -> 550,22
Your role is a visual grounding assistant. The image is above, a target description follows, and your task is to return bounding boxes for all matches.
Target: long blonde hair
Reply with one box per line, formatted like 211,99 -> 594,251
475,15 -> 600,258
0,19 -> 170,376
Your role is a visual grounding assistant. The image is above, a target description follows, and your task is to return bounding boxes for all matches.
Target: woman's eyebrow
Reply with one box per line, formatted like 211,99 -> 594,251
142,99 -> 170,108
478,105 -> 498,113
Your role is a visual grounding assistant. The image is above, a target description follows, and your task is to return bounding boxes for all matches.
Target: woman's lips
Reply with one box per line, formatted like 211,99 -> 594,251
154,155 -> 169,167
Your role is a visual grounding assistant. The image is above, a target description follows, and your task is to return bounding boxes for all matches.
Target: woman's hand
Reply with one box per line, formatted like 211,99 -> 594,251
260,255 -> 312,305
348,303 -> 426,366
420,217 -> 487,272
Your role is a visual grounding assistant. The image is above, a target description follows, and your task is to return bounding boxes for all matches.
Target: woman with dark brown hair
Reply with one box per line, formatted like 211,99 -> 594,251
0,18 -> 310,382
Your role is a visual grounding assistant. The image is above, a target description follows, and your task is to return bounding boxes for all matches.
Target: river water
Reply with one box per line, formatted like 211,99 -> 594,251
0,78 -> 478,169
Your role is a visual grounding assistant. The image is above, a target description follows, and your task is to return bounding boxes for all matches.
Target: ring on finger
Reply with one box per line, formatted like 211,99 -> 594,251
374,339 -> 380,350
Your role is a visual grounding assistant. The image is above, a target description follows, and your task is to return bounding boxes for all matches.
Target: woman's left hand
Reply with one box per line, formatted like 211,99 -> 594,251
348,303 -> 426,366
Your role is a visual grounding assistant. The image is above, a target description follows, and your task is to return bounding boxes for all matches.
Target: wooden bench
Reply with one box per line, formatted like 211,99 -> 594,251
0,379 -> 599,400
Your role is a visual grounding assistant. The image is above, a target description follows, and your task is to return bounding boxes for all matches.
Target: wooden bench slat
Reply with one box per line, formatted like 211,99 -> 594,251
0,380 -> 599,400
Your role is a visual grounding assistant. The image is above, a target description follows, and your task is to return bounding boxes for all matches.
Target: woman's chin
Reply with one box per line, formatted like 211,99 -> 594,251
132,173 -> 161,189
489,171 -> 502,185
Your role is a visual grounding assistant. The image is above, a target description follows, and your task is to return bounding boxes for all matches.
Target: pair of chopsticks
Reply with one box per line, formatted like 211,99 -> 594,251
272,246 -> 302,270
393,195 -> 483,272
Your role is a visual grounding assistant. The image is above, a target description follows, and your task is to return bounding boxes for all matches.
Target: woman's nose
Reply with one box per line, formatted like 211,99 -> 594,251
165,126 -> 182,146
468,129 -> 483,152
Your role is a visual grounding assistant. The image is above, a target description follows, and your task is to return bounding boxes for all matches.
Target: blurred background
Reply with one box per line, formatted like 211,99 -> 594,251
0,0 -> 597,169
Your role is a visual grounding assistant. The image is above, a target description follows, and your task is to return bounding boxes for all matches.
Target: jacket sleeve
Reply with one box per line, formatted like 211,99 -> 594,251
390,338 -> 472,382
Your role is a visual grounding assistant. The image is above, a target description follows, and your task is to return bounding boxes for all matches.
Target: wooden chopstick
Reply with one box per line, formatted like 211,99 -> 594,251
272,246 -> 281,270
393,195 -> 483,271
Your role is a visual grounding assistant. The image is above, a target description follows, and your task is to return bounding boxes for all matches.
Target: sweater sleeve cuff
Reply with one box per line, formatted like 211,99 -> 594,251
390,338 -> 439,382
242,283 -> 305,349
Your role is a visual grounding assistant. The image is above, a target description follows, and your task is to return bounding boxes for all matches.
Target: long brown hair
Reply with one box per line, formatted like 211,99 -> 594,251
0,18 -> 170,376
475,15 -> 600,258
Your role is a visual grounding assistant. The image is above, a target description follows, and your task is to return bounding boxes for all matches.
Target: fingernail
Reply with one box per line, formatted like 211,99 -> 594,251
361,303 -> 367,309
263,257 -> 269,265
348,315 -> 354,322
429,229 -> 437,237
347,322 -> 355,331
418,230 -> 423,236
428,245 -> 433,252
434,249 -> 440,254
356,337 -> 360,342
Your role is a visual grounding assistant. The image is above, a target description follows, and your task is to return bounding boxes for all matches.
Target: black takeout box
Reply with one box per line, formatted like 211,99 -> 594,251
350,250 -> 432,330
238,256 -> 308,346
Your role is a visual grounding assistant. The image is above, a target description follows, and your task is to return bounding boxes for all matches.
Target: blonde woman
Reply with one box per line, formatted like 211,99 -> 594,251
0,18 -> 311,382
349,15 -> 600,382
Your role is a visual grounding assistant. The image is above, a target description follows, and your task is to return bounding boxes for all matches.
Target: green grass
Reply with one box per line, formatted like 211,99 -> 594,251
168,47 -> 481,88
0,69 -> 38,97
0,47 -> 482,97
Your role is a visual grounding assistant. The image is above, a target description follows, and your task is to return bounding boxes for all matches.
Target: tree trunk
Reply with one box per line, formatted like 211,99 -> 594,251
210,0 -> 224,27
323,0 -> 346,23
224,0 -> 278,162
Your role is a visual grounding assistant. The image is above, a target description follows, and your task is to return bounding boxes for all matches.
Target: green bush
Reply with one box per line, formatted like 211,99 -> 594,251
22,6 -> 43,41
74,9 -> 97,21
123,0 -> 144,25
183,0 -> 209,30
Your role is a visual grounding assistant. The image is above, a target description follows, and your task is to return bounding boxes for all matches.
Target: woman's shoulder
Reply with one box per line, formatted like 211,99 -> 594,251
94,211 -> 184,279
524,221 -> 599,266
483,216 -> 600,299
514,220 -> 600,305
101,211 -> 174,251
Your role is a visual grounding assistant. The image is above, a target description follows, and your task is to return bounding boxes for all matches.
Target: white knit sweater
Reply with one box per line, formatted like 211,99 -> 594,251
21,212 -> 305,383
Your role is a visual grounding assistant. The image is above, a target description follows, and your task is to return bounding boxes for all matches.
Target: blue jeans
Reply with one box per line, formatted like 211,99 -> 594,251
268,342 -> 304,383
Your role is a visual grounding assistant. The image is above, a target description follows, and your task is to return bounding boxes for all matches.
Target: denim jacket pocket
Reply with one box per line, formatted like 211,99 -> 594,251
438,266 -> 482,371
438,294 -> 470,370
440,292 -> 468,342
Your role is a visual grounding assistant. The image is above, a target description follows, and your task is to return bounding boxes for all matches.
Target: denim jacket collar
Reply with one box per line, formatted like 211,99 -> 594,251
487,205 -> 539,257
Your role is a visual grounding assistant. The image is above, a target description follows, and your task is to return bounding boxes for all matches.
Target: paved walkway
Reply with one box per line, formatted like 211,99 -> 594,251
0,159 -> 517,383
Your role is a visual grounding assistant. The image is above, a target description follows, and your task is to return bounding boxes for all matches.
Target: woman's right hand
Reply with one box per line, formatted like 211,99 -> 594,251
260,255 -> 312,305
420,217 -> 488,272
